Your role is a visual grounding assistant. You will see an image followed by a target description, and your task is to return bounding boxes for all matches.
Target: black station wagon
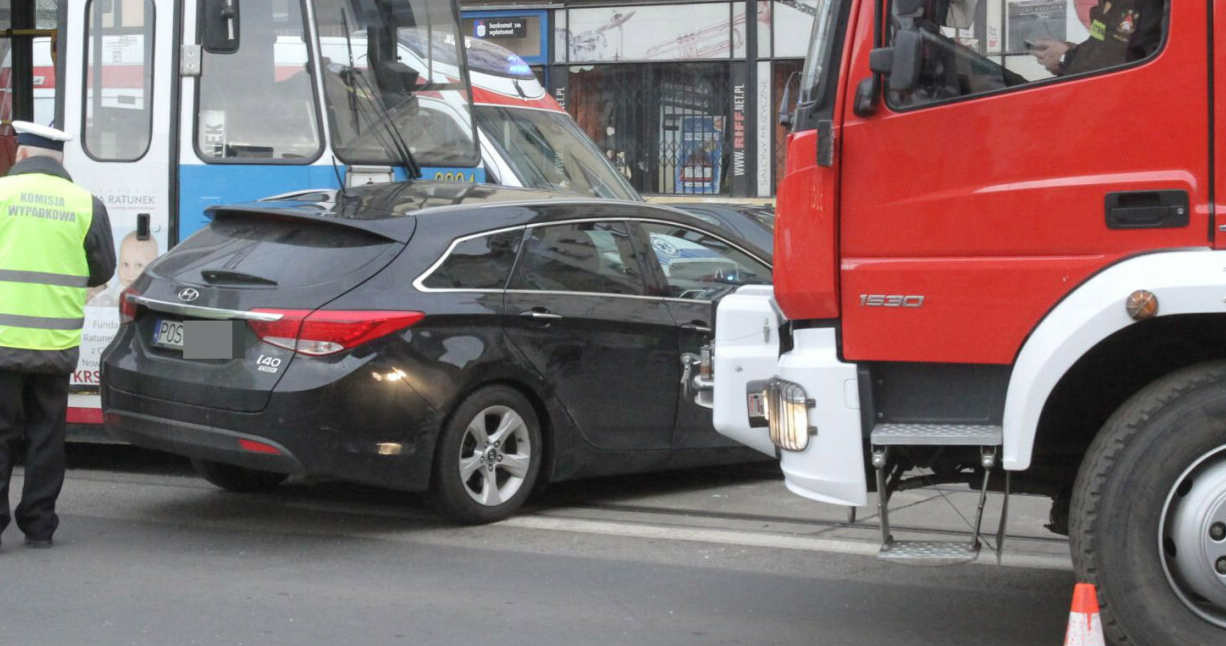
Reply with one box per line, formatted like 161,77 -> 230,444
101,182 -> 772,523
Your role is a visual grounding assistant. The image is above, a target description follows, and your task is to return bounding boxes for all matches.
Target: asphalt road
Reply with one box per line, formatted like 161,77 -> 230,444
0,447 -> 1076,646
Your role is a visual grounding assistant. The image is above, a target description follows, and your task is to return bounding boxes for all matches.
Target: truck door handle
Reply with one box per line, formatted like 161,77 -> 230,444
1106,191 -> 1189,229
680,321 -> 711,334
520,309 -> 563,320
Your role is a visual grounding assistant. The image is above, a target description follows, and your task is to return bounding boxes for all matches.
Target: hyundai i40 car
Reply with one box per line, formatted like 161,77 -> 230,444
101,182 -> 772,523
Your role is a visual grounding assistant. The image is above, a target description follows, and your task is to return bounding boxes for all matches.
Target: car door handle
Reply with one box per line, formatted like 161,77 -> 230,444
520,309 -> 563,320
680,321 -> 711,334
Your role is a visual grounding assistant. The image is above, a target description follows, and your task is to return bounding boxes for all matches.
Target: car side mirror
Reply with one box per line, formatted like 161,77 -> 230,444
201,0 -> 240,54
868,29 -> 923,93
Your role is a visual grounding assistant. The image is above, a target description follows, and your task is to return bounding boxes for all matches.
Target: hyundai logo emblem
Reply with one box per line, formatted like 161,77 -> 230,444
177,287 -> 200,302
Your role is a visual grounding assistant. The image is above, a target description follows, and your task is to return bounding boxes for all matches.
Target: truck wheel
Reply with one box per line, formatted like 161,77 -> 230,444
1070,362 -> 1226,644
191,458 -> 288,493
430,386 -> 542,525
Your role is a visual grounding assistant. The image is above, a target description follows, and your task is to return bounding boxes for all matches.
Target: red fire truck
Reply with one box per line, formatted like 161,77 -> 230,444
699,0 -> 1225,642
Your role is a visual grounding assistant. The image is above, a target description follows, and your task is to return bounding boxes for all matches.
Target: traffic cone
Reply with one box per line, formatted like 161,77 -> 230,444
1063,583 -> 1105,646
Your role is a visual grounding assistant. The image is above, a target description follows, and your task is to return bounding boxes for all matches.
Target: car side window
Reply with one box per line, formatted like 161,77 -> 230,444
421,229 -> 523,290
886,0 -> 1166,110
509,221 -> 645,296
641,222 -> 770,300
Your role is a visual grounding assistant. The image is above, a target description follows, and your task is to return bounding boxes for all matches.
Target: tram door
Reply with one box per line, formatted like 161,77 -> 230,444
177,0 -> 338,240
62,0 -> 174,397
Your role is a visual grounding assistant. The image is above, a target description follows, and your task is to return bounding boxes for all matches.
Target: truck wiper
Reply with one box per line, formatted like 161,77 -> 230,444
201,270 -> 278,287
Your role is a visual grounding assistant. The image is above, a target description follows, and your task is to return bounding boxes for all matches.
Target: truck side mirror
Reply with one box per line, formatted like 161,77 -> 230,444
868,29 -> 923,93
777,71 -> 800,129
201,0 -> 240,54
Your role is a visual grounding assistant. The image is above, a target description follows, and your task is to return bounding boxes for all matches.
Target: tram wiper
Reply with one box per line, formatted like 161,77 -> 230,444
348,68 -> 422,180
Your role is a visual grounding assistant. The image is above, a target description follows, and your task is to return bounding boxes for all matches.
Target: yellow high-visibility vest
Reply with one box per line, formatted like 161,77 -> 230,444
0,172 -> 94,351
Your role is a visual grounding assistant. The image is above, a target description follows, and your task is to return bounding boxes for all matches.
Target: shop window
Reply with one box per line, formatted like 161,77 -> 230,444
567,63 -> 731,195
886,0 -> 1168,110
196,0 -> 322,162
83,0 -> 154,161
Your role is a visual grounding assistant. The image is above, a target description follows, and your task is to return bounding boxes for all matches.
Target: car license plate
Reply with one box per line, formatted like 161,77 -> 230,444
152,319 -> 184,350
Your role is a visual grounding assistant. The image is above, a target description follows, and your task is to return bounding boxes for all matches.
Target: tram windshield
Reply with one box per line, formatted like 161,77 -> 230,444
312,0 -> 479,170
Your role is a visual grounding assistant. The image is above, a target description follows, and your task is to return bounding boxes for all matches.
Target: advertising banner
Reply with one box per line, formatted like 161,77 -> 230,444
567,4 -> 734,63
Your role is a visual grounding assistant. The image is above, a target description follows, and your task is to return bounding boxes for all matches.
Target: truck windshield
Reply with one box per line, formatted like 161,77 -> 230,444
313,0 -> 480,169
474,106 -> 640,201
798,0 -> 840,105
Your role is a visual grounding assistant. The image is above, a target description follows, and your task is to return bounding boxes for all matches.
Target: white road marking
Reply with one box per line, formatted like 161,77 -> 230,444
497,515 -> 1073,571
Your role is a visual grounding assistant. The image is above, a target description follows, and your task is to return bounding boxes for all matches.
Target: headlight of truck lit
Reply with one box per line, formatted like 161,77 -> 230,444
763,378 -> 816,452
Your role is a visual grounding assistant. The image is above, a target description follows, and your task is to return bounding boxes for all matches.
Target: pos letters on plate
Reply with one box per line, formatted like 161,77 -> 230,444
166,320 -> 241,359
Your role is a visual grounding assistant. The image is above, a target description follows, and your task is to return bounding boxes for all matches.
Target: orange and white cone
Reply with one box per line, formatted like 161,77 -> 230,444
1063,583 -> 1106,646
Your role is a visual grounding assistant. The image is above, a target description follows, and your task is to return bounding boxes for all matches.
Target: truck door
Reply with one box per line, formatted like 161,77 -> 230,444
63,0 -> 173,402
839,1 -> 1207,365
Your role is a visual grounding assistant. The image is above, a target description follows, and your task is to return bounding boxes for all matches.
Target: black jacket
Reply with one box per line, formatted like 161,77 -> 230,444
0,156 -> 116,375
1062,0 -> 1164,76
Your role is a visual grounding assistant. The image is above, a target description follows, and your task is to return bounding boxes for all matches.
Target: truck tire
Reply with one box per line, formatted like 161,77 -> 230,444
1070,361 -> 1226,645
191,458 -> 288,493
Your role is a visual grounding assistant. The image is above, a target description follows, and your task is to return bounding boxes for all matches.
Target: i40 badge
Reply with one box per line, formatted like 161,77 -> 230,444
256,354 -> 282,374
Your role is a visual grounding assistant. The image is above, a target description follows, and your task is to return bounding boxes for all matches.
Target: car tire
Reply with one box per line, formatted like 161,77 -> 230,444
191,458 -> 288,493
431,386 -> 542,525
1069,361 -> 1226,645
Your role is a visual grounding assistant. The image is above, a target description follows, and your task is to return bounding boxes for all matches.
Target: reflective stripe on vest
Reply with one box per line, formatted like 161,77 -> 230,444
0,173 -> 94,351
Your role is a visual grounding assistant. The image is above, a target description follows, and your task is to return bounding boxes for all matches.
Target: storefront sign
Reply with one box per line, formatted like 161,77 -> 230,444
549,66 -> 568,110
474,18 -> 528,39
730,64 -> 751,196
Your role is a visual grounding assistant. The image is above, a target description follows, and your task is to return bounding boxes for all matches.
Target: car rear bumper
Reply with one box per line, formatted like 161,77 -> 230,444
102,376 -> 443,492
104,408 -> 307,475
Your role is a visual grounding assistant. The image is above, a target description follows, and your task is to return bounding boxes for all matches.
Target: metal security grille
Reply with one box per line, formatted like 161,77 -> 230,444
567,62 -> 731,195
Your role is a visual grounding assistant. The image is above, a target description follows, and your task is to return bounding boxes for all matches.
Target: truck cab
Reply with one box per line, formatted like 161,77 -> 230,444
704,1 -> 1226,642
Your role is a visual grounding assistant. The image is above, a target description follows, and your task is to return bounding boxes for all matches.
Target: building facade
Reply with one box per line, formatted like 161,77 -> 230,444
461,0 -> 820,198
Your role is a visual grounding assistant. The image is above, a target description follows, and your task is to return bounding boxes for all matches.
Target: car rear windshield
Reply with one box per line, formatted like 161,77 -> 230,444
157,215 -> 402,288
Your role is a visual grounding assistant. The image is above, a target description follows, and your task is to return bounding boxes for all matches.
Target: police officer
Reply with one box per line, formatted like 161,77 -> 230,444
0,121 -> 115,550
1032,0 -> 1164,76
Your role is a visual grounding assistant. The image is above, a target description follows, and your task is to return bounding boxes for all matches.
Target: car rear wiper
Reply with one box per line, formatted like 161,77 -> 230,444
201,270 -> 278,287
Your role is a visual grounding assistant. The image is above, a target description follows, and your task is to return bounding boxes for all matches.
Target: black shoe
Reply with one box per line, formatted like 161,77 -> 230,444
24,537 -> 52,549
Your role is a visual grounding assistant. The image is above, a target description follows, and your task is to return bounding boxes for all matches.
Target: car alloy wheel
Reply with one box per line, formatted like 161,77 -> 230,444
458,405 -> 533,507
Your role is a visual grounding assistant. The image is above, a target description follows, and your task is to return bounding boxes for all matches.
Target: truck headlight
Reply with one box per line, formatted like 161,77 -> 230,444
747,378 -> 816,451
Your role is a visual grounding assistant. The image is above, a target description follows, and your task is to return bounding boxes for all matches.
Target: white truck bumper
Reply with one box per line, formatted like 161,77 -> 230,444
710,286 -> 868,507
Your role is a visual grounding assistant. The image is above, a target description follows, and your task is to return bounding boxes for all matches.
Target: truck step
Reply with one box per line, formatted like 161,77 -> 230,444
870,423 -> 1003,446
878,540 -> 981,565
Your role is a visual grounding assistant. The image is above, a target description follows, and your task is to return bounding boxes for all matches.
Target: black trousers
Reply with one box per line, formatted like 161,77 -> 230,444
0,370 -> 68,540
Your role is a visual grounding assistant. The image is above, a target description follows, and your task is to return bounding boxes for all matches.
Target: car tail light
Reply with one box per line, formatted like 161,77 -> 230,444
119,286 -> 141,323
248,309 -> 425,356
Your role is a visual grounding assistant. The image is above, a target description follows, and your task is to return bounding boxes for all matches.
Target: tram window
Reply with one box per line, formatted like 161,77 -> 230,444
82,0 -> 155,162
196,0 -> 323,163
